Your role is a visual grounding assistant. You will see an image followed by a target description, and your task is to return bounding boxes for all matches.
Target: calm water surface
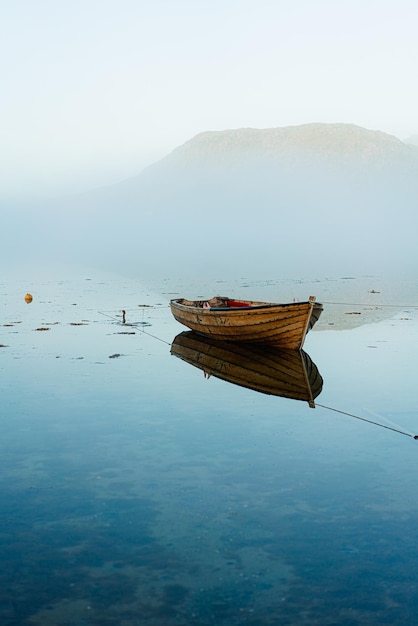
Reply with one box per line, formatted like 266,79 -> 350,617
1,271 -> 418,625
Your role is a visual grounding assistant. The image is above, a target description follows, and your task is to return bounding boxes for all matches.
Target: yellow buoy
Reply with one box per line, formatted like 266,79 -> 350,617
25,293 -> 33,303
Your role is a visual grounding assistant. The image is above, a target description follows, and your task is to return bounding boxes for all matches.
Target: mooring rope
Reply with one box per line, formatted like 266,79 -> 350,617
135,327 -> 171,346
364,408 -> 416,437
97,310 -> 171,346
321,301 -> 418,308
316,403 -> 418,439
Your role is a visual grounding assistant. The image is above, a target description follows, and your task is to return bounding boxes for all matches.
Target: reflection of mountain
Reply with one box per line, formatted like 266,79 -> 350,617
171,331 -> 323,407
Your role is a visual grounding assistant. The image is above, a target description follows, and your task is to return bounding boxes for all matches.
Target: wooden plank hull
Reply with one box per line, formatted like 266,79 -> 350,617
170,296 -> 323,350
171,331 -> 323,407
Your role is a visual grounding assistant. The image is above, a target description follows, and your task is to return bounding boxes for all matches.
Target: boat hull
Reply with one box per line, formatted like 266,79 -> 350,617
170,297 -> 323,350
171,331 -> 323,406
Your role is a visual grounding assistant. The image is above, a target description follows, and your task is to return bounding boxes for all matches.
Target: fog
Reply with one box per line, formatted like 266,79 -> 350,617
3,150 -> 418,287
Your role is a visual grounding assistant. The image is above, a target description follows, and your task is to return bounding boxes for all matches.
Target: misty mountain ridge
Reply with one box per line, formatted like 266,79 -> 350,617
7,123 -> 418,280
94,123 -> 418,221
154,123 -> 418,171
57,123 -> 418,209
99,122 -> 418,217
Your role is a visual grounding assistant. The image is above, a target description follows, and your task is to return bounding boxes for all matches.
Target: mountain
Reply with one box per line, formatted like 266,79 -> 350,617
97,123 -> 418,225
154,123 -> 418,169
101,123 -> 416,206
7,123 -> 418,280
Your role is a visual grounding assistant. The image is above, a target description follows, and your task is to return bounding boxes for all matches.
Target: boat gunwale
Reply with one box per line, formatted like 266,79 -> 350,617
170,299 -> 321,313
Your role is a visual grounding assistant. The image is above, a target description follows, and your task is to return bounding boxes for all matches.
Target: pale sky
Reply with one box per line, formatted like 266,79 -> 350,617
1,0 -> 417,198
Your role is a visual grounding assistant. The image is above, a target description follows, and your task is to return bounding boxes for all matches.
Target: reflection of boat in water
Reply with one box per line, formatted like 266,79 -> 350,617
171,331 -> 323,407
170,296 -> 323,349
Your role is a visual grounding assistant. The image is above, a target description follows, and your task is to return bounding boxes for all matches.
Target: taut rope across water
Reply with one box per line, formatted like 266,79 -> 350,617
316,403 -> 418,440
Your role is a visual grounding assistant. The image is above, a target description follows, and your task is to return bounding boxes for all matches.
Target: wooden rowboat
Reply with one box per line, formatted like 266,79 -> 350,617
170,296 -> 322,350
171,331 -> 323,407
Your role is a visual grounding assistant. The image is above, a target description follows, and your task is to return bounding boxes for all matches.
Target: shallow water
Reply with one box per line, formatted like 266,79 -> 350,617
1,270 -> 418,625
